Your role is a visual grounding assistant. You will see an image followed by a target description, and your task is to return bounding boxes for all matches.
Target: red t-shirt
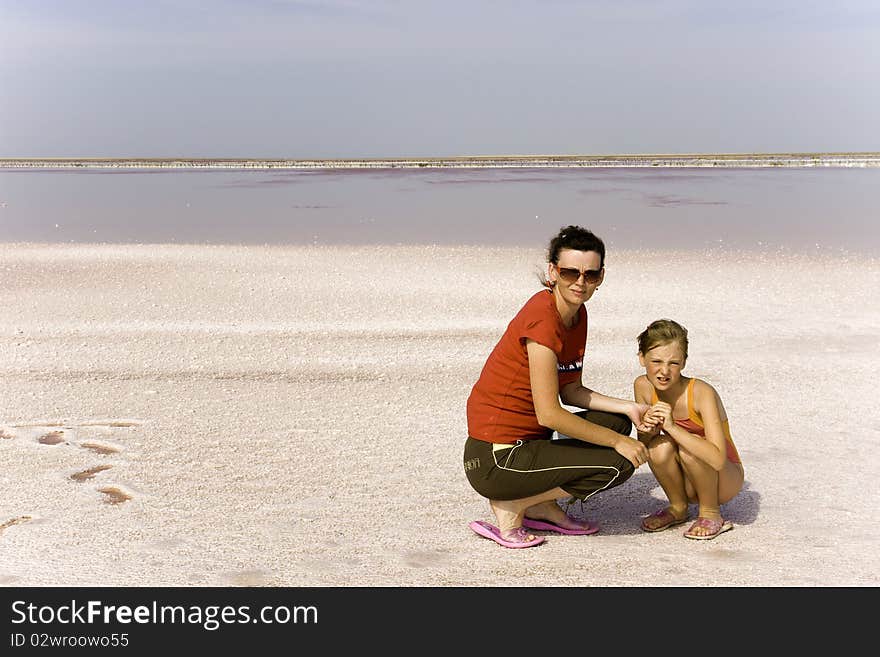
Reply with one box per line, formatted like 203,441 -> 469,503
466,289 -> 587,443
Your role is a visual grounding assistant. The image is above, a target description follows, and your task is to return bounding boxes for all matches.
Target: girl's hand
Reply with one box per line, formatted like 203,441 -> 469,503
650,401 -> 675,432
637,409 -> 662,436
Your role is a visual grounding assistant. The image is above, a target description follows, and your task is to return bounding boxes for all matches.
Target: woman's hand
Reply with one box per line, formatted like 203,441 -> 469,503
634,402 -> 663,434
626,402 -> 654,433
615,436 -> 649,468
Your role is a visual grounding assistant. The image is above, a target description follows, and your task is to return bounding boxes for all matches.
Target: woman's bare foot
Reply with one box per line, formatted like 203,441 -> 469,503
489,499 -> 538,541
524,500 -> 592,532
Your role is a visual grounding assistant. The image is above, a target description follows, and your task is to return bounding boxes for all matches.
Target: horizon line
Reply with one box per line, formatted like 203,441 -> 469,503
2,151 -> 879,169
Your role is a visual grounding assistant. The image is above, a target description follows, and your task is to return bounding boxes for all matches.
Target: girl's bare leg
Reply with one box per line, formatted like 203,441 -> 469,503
679,450 -> 744,536
717,461 -> 745,505
643,435 -> 689,528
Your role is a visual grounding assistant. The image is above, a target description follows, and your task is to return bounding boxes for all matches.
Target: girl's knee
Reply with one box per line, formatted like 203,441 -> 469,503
648,435 -> 677,461
678,447 -> 708,471
678,447 -> 696,465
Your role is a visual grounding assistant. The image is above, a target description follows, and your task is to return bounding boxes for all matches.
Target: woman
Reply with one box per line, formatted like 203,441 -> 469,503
464,225 -> 650,548
634,319 -> 744,540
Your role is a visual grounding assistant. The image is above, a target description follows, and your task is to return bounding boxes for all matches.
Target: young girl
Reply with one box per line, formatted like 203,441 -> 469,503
634,319 -> 744,540
463,225 -> 651,549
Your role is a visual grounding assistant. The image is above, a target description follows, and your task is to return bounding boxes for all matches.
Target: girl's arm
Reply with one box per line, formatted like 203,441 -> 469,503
653,380 -> 728,471
692,380 -> 729,470
526,340 -> 647,467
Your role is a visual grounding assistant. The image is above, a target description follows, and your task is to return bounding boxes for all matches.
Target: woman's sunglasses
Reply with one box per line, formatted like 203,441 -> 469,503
555,264 -> 603,285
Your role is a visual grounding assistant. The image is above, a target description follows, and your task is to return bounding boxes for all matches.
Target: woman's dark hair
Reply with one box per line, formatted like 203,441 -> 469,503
547,225 -> 606,267
539,225 -> 606,288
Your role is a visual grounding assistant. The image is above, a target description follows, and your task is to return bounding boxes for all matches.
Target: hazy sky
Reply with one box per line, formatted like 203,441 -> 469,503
2,1 -> 878,158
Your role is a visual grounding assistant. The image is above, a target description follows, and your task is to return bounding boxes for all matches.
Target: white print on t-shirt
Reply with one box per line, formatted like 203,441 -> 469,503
557,359 -> 583,372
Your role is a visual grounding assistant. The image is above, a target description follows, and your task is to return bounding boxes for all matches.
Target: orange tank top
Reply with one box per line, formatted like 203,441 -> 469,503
651,378 -> 741,464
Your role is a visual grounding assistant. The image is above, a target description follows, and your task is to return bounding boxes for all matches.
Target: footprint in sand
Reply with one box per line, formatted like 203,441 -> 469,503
2,421 -> 138,506
80,442 -> 121,455
70,464 -> 113,482
97,487 -> 133,505
81,421 -> 140,428
0,515 -> 33,535
31,428 -> 121,453
38,430 -> 66,445
70,468 -> 133,507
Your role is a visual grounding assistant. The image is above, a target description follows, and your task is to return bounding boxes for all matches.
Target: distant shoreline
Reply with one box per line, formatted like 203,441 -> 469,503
2,152 -> 879,169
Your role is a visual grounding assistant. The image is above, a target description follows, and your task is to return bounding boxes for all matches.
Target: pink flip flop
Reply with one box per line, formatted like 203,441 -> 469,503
522,517 -> 599,536
468,520 -> 545,549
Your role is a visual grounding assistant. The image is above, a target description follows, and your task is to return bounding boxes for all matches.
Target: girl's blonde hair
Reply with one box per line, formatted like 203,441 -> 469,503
637,319 -> 688,358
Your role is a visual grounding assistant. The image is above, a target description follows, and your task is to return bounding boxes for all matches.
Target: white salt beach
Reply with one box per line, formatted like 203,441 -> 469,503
0,242 -> 878,586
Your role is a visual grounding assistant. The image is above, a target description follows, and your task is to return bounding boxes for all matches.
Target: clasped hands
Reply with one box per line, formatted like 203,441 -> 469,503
636,401 -> 675,435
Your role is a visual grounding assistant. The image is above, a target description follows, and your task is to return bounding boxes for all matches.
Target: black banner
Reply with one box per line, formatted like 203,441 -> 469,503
0,586 -> 855,651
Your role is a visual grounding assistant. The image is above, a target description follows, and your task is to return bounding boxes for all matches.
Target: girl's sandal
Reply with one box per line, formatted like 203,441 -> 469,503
640,508 -> 689,532
684,517 -> 734,540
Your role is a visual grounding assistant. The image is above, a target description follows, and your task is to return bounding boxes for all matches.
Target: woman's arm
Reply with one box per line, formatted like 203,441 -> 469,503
527,340 -> 647,467
632,376 -> 661,443
559,373 -> 651,433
